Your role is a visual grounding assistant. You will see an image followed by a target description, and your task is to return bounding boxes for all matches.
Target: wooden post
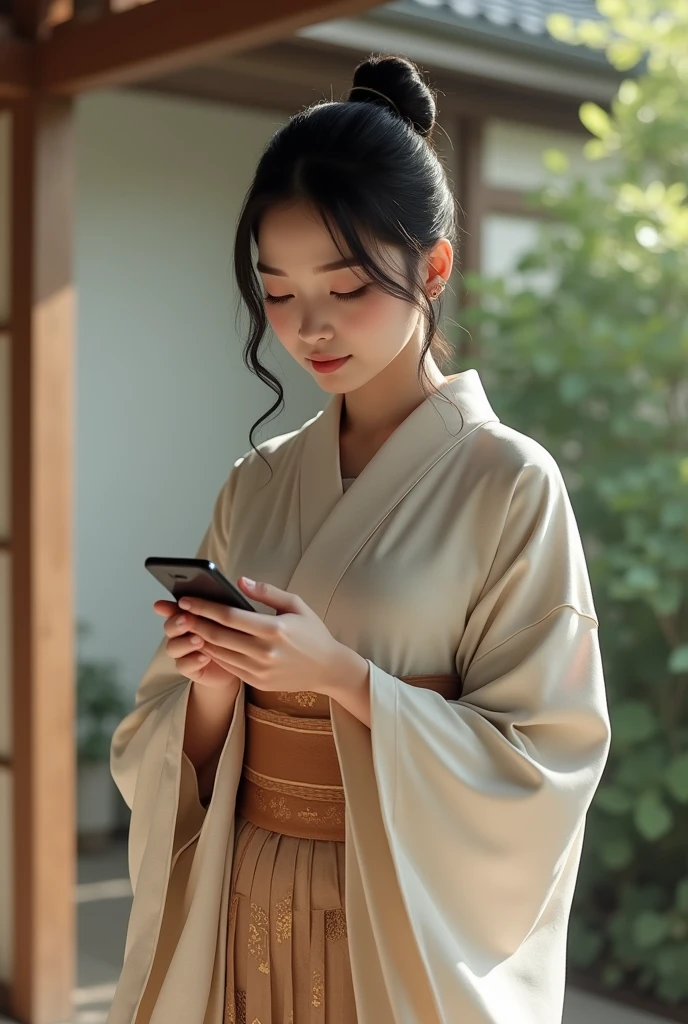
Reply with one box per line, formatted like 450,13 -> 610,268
9,92 -> 76,1024
455,116 -> 484,361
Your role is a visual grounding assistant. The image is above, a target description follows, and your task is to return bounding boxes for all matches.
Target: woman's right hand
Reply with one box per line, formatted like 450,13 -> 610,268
154,600 -> 242,690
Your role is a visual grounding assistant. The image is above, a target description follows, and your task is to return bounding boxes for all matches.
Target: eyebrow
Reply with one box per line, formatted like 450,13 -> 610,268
256,258 -> 361,277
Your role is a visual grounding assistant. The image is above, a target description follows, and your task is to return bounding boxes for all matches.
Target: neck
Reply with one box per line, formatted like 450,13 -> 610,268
341,341 -> 449,440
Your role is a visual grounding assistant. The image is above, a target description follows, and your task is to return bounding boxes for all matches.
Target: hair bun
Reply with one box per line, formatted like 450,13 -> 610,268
348,55 -> 436,138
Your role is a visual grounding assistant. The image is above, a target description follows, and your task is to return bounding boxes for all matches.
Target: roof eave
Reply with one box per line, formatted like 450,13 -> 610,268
374,0 -> 622,73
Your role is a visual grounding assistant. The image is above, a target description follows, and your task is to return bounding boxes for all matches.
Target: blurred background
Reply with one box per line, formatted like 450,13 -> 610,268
0,0 -> 687,1021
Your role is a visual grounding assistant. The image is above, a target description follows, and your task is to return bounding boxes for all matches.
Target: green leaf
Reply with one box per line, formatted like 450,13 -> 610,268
675,879 -> 688,913
580,102 -> 614,140
559,373 -> 588,402
547,12 -> 576,41
607,39 -> 644,70
578,19 -> 610,49
584,138 -> 609,161
664,754 -> 688,803
543,148 -> 570,175
634,791 -> 674,841
668,645 -> 688,674
595,785 -> 633,815
596,0 -> 628,16
612,701 -> 660,744
624,565 -> 660,592
654,943 -> 688,978
601,964 -> 624,987
599,836 -> 634,869
616,743 -> 667,788
633,911 -> 670,949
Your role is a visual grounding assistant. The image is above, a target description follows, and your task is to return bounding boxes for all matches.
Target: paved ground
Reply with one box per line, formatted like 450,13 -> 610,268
0,836 -> 675,1024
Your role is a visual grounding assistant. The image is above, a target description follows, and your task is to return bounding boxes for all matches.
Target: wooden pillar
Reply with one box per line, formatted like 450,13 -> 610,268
455,116 -> 484,362
8,92 -> 76,1024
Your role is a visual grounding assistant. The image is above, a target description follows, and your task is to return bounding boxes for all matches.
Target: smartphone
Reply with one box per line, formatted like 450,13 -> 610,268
145,557 -> 256,612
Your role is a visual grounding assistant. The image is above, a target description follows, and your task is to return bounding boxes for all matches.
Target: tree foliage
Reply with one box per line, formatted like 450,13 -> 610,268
460,0 -> 688,1004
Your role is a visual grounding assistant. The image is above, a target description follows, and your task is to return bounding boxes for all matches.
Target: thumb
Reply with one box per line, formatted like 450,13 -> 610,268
238,576 -> 302,614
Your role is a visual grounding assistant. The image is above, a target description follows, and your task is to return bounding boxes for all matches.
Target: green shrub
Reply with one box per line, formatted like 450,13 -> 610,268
76,622 -> 129,764
459,0 -> 688,1004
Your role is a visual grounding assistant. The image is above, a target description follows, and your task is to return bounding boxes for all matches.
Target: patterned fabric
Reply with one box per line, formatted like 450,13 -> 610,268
225,815 -> 355,1023
225,658 -> 356,1022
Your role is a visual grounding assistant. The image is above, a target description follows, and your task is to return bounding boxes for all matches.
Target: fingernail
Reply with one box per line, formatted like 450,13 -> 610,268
242,577 -> 255,588
179,598 -> 191,610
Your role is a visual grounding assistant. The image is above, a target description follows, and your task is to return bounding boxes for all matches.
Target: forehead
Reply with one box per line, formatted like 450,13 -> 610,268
257,201 -> 344,269
256,200 -> 403,276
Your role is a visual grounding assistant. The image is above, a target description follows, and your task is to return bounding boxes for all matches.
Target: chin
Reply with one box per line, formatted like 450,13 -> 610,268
313,378 -> 349,394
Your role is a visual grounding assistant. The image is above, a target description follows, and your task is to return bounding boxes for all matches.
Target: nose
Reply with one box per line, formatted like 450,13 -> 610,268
298,310 -> 334,345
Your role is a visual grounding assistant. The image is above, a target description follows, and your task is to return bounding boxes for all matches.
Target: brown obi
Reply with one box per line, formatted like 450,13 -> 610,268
236,673 -> 462,842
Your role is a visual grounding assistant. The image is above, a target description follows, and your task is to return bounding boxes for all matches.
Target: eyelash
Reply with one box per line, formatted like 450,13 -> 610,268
263,285 -> 369,305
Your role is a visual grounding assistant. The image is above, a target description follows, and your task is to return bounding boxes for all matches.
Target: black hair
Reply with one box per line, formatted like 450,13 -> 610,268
233,53 -> 460,475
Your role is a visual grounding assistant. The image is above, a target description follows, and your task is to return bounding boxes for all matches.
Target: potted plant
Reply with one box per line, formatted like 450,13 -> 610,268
76,621 -> 130,851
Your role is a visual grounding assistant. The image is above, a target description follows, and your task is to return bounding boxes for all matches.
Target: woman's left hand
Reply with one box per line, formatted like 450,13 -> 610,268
169,576 -> 361,697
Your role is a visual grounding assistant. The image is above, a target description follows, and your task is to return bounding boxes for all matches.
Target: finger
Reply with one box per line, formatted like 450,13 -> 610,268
163,611 -> 200,640
176,597 -> 277,638
239,578 -> 303,615
166,633 -> 206,660
188,616 -> 271,657
174,650 -> 212,676
154,600 -> 179,617
200,641 -> 255,679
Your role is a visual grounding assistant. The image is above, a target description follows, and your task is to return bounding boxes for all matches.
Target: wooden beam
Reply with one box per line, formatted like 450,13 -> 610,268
38,0 -> 382,95
455,116 -> 484,362
0,36 -> 34,99
484,185 -> 555,220
0,980 -> 9,1012
456,117 -> 484,279
13,0 -> 51,39
11,94 -> 76,1024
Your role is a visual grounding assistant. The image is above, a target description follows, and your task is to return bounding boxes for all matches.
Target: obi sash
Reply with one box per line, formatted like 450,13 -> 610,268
235,674 -> 462,841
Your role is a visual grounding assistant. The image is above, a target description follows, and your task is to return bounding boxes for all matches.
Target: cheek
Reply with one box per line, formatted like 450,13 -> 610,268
343,291 -> 397,331
351,291 -> 416,339
265,304 -> 297,343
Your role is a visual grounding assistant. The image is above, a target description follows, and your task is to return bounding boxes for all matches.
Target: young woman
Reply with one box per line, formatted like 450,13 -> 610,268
108,54 -> 611,1024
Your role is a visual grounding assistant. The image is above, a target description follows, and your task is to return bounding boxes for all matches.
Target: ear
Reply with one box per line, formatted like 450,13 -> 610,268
423,238 -> 454,290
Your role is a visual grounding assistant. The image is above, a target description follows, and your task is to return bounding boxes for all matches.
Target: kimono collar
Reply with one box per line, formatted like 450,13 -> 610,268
289,370 -> 500,618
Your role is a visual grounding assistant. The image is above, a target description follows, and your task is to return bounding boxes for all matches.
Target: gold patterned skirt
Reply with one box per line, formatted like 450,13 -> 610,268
224,812 -> 356,1024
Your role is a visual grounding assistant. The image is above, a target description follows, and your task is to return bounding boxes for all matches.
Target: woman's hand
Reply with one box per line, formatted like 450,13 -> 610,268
154,600 -> 242,690
167,576 -> 366,698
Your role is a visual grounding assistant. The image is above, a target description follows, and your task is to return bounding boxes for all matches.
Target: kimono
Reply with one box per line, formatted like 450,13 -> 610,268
108,369 -> 611,1024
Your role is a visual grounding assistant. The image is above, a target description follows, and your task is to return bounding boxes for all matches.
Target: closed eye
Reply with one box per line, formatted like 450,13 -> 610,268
334,285 -> 369,301
263,285 -> 370,305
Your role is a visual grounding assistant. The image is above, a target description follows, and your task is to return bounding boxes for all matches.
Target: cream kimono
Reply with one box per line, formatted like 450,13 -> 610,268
108,370 -> 611,1024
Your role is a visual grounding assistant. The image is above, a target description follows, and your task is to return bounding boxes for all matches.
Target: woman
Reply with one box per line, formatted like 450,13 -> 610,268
109,54 -> 611,1024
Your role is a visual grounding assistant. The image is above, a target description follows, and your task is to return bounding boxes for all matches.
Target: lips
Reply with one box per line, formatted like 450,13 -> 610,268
308,355 -> 351,373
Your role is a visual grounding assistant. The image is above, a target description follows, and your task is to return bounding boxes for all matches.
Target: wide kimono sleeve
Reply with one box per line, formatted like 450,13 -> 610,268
366,454 -> 612,978
110,457 -> 243,893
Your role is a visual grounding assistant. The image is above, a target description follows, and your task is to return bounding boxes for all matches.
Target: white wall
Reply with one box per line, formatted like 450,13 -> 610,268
481,117 -> 617,285
74,90 -> 325,702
